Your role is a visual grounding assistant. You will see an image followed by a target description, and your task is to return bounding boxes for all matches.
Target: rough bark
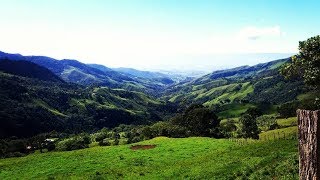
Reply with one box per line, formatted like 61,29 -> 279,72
297,109 -> 320,180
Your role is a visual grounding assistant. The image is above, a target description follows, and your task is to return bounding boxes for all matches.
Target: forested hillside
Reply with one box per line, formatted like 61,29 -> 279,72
0,61 -> 176,138
162,58 -> 313,118
0,54 -> 315,139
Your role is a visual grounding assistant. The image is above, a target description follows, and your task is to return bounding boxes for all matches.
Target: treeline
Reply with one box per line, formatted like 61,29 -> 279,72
1,103 -> 282,158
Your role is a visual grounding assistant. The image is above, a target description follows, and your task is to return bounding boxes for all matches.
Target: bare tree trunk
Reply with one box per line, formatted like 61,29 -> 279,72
297,109 -> 320,180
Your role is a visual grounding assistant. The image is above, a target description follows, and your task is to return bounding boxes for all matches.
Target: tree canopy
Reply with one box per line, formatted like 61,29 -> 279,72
281,35 -> 320,87
172,104 -> 220,137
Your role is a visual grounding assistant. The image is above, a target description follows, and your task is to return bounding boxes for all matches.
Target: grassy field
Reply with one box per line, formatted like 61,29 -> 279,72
277,117 -> 297,127
0,137 -> 298,179
259,126 -> 297,141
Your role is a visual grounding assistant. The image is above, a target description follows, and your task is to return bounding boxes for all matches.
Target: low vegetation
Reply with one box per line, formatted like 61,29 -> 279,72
0,137 -> 298,179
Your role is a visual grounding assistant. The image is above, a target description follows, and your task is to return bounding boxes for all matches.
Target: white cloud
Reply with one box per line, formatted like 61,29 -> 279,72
238,26 -> 282,40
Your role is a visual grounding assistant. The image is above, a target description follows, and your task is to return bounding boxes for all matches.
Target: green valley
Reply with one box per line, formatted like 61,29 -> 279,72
0,33 -> 320,180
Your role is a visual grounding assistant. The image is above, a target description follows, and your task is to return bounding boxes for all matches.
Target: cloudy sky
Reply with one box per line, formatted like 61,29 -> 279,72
0,0 -> 318,71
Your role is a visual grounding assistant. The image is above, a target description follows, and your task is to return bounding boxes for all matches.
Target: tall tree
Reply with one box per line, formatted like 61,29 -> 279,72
172,104 -> 220,137
281,35 -> 320,108
239,114 -> 260,139
281,35 -> 320,88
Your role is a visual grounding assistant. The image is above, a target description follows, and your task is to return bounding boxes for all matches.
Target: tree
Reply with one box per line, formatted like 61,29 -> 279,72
173,104 -> 220,137
245,107 -> 262,119
220,119 -> 237,138
281,35 -> 320,88
239,114 -> 260,139
277,101 -> 299,118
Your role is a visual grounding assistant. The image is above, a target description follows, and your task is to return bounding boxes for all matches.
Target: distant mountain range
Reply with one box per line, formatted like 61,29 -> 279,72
0,51 -> 183,94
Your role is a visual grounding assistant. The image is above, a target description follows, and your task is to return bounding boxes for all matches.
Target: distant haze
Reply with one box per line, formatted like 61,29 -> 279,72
0,0 -> 316,71
138,53 -> 294,72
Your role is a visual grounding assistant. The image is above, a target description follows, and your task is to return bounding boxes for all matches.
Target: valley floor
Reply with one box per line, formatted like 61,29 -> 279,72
0,135 -> 298,179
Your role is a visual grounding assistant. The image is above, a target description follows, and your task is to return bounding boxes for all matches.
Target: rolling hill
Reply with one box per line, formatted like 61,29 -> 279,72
0,52 -> 313,138
112,67 -> 175,85
0,60 -> 176,138
0,60 -> 63,83
0,51 -> 174,93
162,58 -> 307,118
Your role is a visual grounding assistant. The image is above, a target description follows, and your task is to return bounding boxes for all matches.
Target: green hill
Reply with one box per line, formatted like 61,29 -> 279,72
0,137 -> 298,179
0,51 -> 171,94
162,58 -> 307,118
0,71 -> 175,138
0,60 -> 63,83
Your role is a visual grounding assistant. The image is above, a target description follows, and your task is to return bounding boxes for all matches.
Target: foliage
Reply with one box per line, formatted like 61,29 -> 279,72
56,134 -> 91,151
0,59 -> 63,82
277,101 -> 299,118
281,35 -> 320,87
239,114 -> 260,139
244,107 -> 262,119
256,115 -> 278,131
0,71 -> 176,138
219,119 -> 238,138
172,104 -> 220,137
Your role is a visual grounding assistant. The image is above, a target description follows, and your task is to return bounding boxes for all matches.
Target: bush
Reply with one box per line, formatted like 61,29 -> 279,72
220,119 -> 237,138
47,142 -> 56,151
172,104 -> 220,137
98,138 -> 111,146
256,115 -> 278,131
239,114 -> 260,139
56,135 -> 90,151
277,101 -> 299,118
112,139 -> 119,146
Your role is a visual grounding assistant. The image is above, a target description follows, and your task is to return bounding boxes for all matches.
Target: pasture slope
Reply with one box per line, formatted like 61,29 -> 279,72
0,136 -> 298,179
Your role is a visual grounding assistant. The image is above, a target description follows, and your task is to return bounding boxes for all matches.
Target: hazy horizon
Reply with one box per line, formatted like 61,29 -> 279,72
0,0 -> 317,71
1,50 -> 293,72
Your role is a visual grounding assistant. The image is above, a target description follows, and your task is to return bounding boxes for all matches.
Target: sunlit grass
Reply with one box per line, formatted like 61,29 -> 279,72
0,137 -> 298,179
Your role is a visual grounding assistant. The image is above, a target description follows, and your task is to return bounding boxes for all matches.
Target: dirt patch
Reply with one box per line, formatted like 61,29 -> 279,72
130,145 -> 156,150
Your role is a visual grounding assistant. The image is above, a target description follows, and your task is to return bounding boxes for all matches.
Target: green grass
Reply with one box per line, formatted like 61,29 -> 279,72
217,103 -> 256,119
33,99 -> 67,117
202,82 -> 253,107
0,137 -> 298,179
196,83 -> 238,101
269,60 -> 287,70
228,82 -> 254,101
259,126 -> 298,141
277,117 -> 297,127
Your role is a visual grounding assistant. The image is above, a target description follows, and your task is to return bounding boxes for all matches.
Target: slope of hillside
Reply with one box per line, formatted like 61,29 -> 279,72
0,60 -> 63,83
0,137 -> 298,179
0,70 -> 176,138
0,51 -> 171,93
162,58 -> 306,117
112,67 -> 175,85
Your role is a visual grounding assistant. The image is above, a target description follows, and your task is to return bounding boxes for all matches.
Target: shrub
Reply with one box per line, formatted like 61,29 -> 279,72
256,115 -> 278,131
239,114 -> 260,139
277,101 -> 299,118
98,138 -> 111,146
220,119 -> 237,138
56,135 -> 90,151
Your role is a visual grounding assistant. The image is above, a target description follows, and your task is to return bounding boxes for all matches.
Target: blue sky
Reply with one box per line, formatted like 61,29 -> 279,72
0,0 -> 318,71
